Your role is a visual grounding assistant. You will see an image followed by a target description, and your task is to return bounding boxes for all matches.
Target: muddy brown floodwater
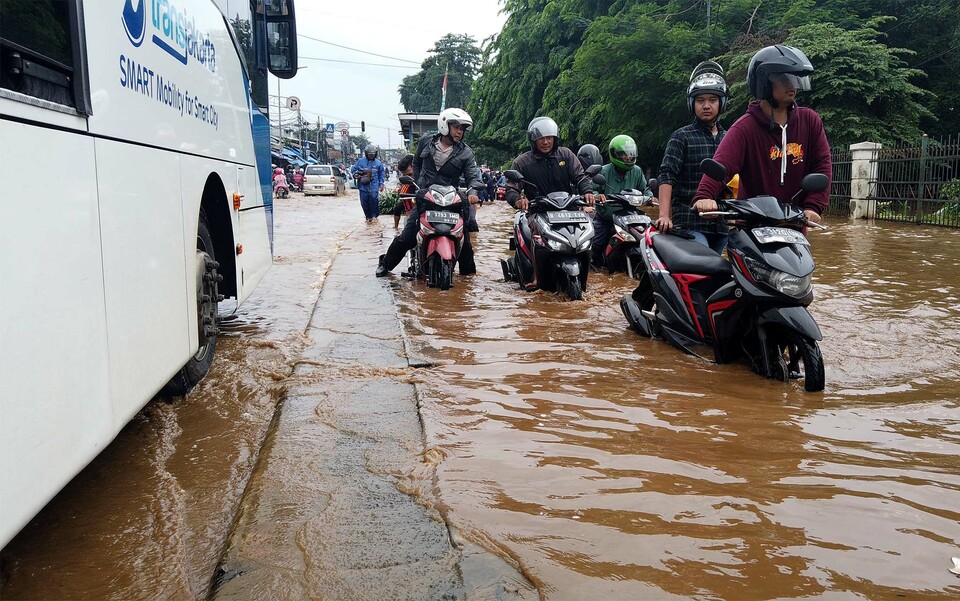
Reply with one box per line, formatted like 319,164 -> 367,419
399,203 -> 960,599
2,192 -> 959,600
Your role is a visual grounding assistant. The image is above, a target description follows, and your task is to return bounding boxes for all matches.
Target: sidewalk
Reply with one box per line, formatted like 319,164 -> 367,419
211,225 -> 534,600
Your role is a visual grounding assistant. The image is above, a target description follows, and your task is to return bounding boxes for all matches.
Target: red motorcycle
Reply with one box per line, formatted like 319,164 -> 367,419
398,176 -> 467,290
495,185 -> 506,201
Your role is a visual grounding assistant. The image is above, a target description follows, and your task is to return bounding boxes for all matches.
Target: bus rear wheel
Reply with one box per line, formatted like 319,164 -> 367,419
162,212 -> 222,397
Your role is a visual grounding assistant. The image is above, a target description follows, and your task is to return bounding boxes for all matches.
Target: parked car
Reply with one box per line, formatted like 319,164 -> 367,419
303,164 -> 346,196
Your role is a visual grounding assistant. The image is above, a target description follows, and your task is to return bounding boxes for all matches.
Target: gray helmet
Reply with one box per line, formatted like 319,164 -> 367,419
576,144 -> 602,170
527,116 -> 559,151
364,144 -> 378,159
687,61 -> 728,113
747,45 -> 813,105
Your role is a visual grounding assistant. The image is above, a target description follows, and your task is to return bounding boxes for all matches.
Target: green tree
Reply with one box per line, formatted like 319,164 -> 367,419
784,19 -> 934,146
399,34 -> 481,113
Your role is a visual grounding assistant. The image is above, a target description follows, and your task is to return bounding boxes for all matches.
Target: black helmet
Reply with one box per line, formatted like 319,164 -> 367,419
527,116 -> 559,151
687,61 -> 727,113
364,144 -> 378,159
576,144 -> 602,170
747,45 -> 813,104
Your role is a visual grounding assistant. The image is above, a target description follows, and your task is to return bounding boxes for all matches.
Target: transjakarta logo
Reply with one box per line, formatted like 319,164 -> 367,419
121,0 -> 217,73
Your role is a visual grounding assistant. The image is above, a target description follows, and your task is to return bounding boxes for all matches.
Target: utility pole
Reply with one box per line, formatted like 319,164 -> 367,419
706,0 -> 712,30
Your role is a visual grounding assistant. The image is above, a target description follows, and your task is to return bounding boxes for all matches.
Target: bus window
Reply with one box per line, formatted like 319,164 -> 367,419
0,0 -> 89,112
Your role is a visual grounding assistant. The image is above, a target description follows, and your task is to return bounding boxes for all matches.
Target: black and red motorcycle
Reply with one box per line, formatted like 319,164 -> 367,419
620,159 -> 829,391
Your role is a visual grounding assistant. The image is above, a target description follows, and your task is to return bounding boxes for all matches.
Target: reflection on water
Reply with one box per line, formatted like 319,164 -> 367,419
399,206 -> 960,599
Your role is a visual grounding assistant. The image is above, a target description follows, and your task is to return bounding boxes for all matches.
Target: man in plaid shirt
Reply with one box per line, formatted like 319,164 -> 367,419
656,62 -> 729,253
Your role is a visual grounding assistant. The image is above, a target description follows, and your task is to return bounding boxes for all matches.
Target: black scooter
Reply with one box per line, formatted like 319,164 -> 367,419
595,183 -> 657,278
500,168 -> 598,300
620,159 -> 829,391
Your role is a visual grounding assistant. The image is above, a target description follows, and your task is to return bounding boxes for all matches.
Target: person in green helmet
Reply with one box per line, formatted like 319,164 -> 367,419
591,134 -> 653,266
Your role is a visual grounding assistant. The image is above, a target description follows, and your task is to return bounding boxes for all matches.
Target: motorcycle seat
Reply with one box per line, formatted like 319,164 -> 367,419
652,233 -> 731,277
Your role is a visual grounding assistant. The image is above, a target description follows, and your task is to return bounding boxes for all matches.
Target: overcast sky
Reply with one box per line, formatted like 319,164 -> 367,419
270,0 -> 508,149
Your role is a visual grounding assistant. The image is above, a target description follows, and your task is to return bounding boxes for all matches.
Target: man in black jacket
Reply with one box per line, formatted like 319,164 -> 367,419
504,116 -> 596,211
377,108 -> 481,277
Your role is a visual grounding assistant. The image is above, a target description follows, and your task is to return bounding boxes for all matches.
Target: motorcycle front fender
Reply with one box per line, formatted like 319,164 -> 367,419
559,257 -> 580,277
758,306 -> 823,341
428,236 -> 457,261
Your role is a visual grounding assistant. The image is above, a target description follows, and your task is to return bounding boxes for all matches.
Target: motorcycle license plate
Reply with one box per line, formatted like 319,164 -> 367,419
752,226 -> 809,245
546,210 -> 589,224
425,210 -> 459,225
620,214 -> 650,225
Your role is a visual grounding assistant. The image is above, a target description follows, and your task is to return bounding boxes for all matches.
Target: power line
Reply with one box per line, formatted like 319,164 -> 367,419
297,33 -> 421,65
912,41 -> 960,68
299,55 -> 419,69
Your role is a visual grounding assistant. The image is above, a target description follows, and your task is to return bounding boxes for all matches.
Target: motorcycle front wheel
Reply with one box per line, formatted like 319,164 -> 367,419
439,259 -> 453,290
771,329 -> 825,392
565,274 -> 583,301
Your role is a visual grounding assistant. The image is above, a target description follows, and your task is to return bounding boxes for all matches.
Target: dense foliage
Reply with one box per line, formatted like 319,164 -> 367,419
448,0 -> 960,169
399,34 -> 482,113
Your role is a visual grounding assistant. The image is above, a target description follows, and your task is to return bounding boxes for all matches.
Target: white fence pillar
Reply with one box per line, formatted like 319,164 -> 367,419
849,141 -> 882,219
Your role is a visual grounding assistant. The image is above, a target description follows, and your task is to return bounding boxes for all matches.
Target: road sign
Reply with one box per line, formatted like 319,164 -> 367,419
340,129 -> 349,136
325,123 -> 335,133
335,121 -> 349,131
286,96 -> 301,110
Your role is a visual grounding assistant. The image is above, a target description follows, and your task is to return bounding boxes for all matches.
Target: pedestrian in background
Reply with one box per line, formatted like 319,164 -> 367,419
352,144 -> 385,222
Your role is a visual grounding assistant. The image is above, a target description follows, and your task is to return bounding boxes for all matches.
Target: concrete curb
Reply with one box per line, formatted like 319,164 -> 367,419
211,226 -> 534,600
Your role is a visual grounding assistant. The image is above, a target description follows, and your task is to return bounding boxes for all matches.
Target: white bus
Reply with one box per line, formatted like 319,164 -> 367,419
0,0 -> 297,547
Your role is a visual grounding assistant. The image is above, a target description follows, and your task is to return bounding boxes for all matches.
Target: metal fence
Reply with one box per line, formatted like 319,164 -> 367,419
826,148 -> 851,217
870,134 -> 960,227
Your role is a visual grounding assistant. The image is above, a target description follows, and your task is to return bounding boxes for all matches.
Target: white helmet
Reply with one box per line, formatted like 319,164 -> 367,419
438,108 -> 473,136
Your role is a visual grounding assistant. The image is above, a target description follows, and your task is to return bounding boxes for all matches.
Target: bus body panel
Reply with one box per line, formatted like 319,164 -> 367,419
0,0 -> 284,548
95,140 -> 192,426
0,122 -> 114,547
86,0 -> 256,167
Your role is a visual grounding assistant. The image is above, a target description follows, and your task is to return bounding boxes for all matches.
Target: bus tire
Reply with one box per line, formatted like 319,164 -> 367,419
162,212 -> 220,397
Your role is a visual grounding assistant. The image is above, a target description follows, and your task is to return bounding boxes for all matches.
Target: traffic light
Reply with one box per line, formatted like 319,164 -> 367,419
361,121 -> 365,132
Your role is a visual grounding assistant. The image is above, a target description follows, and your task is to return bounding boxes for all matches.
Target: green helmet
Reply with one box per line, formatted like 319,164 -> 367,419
608,135 -> 637,171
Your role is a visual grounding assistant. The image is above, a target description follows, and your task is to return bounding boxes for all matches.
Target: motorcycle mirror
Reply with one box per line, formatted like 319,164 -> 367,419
585,164 -> 602,176
700,158 -> 728,182
800,173 -> 829,193
592,174 -> 607,186
399,175 -> 415,185
503,170 -> 523,182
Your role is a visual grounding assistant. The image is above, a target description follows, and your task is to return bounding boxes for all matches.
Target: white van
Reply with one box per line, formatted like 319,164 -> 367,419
303,164 -> 346,196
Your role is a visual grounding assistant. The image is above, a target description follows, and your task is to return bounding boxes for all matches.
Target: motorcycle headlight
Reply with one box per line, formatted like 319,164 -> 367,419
546,238 -> 565,251
614,224 -> 636,243
742,255 -> 812,297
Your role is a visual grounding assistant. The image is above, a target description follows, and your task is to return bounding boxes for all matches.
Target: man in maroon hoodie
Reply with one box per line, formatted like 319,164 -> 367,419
693,45 -> 831,224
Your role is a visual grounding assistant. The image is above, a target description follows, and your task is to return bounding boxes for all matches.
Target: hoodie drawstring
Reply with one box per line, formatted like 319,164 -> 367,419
779,123 -> 788,186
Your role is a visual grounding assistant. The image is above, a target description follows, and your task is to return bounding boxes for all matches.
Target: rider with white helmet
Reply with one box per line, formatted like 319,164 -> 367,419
376,107 -> 483,277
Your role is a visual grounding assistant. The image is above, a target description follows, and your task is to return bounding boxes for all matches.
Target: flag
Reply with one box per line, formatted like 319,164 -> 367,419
440,68 -> 447,112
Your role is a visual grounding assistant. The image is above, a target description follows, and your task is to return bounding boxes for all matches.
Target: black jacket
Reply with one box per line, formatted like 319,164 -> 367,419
504,146 -> 591,207
413,133 -> 482,191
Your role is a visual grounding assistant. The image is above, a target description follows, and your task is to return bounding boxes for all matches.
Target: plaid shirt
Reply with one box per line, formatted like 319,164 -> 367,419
658,120 -> 726,234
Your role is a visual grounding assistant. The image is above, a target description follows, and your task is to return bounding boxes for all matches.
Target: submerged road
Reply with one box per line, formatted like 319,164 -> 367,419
2,187 -> 959,600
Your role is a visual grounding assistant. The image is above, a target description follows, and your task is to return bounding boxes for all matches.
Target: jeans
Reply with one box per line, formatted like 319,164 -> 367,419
359,189 -> 380,219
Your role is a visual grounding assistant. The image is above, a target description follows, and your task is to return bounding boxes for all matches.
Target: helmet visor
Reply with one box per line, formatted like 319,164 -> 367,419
769,72 -> 811,92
